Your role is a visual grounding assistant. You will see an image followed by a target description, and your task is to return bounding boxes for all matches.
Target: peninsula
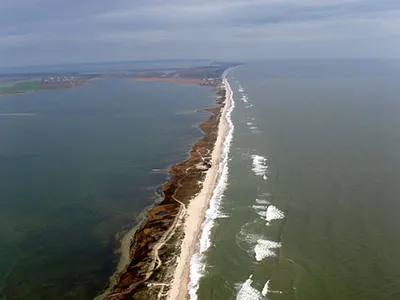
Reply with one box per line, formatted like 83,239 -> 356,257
101,65 -> 235,300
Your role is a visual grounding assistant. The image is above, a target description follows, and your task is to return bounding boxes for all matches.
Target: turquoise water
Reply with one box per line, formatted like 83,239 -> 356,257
0,78 -> 215,299
196,61 -> 400,300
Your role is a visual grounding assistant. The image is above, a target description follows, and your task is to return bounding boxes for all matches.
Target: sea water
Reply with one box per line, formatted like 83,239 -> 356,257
195,60 -> 400,300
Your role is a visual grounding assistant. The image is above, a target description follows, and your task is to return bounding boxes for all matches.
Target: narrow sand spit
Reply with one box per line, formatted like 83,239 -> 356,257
167,73 -> 232,300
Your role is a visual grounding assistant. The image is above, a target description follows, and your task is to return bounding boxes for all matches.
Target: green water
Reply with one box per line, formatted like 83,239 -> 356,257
197,61 -> 400,299
0,78 -> 215,299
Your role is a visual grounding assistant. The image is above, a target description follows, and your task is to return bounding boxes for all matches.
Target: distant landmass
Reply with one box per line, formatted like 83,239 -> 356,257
0,61 -> 240,96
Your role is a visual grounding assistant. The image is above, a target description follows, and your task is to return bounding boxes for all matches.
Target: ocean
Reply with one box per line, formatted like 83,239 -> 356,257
0,78 -> 216,299
193,60 -> 400,300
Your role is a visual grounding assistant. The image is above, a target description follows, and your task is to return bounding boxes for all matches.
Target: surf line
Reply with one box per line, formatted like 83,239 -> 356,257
187,70 -> 236,300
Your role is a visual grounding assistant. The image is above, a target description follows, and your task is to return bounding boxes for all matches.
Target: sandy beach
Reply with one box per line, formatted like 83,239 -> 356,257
167,73 -> 232,300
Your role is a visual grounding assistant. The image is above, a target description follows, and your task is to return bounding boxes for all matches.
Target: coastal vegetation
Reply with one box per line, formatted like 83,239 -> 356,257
0,75 -> 95,96
0,79 -> 43,95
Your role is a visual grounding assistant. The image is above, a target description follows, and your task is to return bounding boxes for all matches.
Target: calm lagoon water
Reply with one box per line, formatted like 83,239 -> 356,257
0,78 -> 215,299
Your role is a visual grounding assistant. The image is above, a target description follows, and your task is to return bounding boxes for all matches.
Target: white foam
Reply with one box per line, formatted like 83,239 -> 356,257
189,70 -> 236,300
246,122 -> 253,126
252,205 -> 267,210
261,280 -> 270,296
217,212 -> 230,218
255,199 -> 270,205
253,203 -> 269,219
238,86 -> 244,93
265,205 -> 284,224
256,211 -> 268,218
242,95 -> 249,103
255,239 -> 281,261
251,155 -> 268,177
236,275 -> 265,300
253,205 -> 267,218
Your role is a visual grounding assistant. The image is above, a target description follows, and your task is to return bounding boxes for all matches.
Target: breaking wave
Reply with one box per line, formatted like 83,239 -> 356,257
253,197 -> 284,225
265,205 -> 284,225
255,199 -> 270,205
251,155 -> 268,180
236,275 -> 269,300
254,239 -> 281,261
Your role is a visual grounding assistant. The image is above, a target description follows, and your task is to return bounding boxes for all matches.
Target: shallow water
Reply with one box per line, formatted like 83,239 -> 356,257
0,78 -> 215,299
196,61 -> 400,300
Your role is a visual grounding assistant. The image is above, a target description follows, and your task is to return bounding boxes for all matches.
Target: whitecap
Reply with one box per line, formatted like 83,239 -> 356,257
254,239 -> 281,261
261,280 -> 270,296
251,155 -> 268,177
255,199 -> 270,205
217,212 -> 230,218
236,275 -> 265,300
256,211 -> 268,218
265,205 -> 284,225
252,205 -> 267,210
253,203 -> 268,219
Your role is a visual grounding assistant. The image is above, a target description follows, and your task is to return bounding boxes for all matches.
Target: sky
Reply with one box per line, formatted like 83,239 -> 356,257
1,0 -> 400,67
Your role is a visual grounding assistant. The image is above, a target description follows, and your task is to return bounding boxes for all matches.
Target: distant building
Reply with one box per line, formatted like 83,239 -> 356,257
200,77 -> 217,86
41,75 -> 82,86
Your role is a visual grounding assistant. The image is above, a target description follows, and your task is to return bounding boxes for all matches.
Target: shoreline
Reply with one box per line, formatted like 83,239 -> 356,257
167,71 -> 232,300
102,71 -> 229,299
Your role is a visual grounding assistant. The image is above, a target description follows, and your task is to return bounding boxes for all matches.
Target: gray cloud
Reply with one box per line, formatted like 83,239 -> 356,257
0,0 -> 400,67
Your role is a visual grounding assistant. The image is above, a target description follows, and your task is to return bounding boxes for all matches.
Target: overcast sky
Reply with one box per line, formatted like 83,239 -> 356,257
1,0 -> 400,67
